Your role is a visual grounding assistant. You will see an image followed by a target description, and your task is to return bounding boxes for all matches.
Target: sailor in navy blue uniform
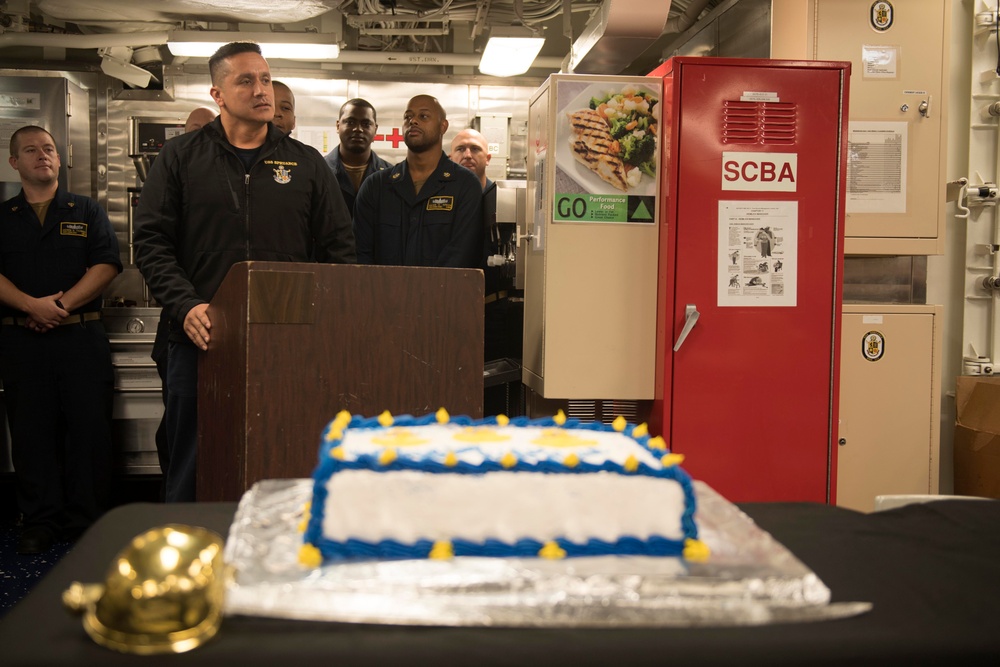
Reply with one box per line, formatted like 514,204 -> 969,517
0,125 -> 121,553
324,98 -> 392,215
354,95 -> 482,268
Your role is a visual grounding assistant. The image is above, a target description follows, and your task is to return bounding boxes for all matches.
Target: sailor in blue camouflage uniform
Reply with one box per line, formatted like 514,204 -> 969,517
0,125 -> 122,554
353,95 -> 482,268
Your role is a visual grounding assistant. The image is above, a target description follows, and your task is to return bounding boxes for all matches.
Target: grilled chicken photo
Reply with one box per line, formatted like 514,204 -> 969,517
566,108 -> 629,191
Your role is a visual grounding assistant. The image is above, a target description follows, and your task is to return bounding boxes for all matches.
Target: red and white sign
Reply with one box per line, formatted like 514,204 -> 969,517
721,152 -> 798,192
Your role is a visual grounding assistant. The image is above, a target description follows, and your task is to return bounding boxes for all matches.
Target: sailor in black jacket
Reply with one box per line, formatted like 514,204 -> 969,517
133,42 -> 355,502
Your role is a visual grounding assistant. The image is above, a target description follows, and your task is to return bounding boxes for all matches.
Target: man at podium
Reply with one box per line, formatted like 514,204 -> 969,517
134,42 -> 355,502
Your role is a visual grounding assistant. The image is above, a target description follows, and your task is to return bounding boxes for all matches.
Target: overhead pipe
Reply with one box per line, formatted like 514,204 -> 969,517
664,0 -> 715,34
0,30 -> 171,49
0,29 -> 564,71
332,50 -> 563,68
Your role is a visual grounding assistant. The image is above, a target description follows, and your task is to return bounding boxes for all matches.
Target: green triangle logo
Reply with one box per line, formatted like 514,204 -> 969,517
631,199 -> 653,220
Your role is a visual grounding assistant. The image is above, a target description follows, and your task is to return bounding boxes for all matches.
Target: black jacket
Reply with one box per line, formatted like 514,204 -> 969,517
134,118 -> 355,336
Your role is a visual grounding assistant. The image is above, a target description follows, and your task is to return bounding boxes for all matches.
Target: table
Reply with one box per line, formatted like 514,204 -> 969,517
1,499 -> 998,666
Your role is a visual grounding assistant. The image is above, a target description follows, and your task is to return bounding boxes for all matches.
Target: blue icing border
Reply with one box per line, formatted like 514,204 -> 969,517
305,413 -> 699,560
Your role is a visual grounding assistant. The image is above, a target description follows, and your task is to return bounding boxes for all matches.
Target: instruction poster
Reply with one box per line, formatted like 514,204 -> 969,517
846,121 -> 907,213
718,200 -> 798,307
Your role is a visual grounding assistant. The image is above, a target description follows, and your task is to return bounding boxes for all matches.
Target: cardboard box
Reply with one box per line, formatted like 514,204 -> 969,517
954,376 -> 1000,498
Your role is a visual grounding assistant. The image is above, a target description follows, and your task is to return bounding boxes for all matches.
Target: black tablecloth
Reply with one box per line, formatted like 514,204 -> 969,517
2,499 -> 999,666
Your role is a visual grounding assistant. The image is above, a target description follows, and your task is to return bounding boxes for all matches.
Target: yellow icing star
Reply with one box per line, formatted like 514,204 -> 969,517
325,428 -> 343,443
377,410 -> 394,427
661,453 -> 685,467
429,540 -> 454,560
298,544 -> 322,568
624,454 -> 639,472
647,436 -> 667,451
500,451 -> 518,468
553,410 -> 567,426
612,415 -> 627,432
632,423 -> 649,438
539,541 -> 566,559
563,452 -> 579,468
683,538 -> 711,562
444,450 -> 458,467
329,446 -> 346,460
435,407 -> 450,423
379,447 -> 398,465
496,414 -> 510,426
453,427 -> 511,443
333,410 -> 351,428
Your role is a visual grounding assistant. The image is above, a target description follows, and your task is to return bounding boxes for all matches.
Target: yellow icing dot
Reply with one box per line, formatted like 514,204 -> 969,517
553,410 -> 567,426
532,429 -> 597,448
647,436 -> 667,451
333,410 -> 351,427
377,410 -> 394,427
330,446 -> 346,460
372,429 -> 430,447
325,428 -> 343,443
500,451 -> 518,468
612,415 -> 627,432
453,427 -> 511,443
298,544 -> 322,568
435,407 -> 450,423
563,452 -> 579,468
429,540 -> 454,560
683,538 -> 711,562
379,447 -> 398,465
624,454 -> 639,472
496,414 -> 510,426
632,423 -> 649,438
539,541 -> 567,559
444,450 -> 458,467
661,453 -> 685,467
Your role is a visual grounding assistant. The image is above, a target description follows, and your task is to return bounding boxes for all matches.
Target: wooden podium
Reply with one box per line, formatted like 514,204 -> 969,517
197,261 -> 483,501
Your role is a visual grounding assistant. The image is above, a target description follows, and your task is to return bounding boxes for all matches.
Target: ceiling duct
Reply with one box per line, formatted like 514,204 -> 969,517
567,0 -> 673,74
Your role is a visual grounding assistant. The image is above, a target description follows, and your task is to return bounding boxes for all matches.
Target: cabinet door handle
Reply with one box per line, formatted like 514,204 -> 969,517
673,304 -> 700,352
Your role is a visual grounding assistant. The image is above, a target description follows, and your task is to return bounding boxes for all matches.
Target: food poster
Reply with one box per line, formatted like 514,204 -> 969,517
553,78 -> 660,224
718,200 -> 798,307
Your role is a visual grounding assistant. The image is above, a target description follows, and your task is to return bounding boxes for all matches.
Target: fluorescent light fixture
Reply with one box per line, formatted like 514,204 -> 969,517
167,31 -> 340,60
479,26 -> 544,77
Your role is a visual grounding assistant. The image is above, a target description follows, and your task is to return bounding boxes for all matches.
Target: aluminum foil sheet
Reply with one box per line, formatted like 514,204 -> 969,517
223,479 -> 871,627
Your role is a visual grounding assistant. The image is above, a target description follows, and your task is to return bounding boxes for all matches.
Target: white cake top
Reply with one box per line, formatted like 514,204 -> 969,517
332,422 -> 665,470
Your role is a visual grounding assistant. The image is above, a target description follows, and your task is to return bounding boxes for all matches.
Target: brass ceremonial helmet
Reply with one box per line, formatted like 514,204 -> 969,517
63,524 -> 228,655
